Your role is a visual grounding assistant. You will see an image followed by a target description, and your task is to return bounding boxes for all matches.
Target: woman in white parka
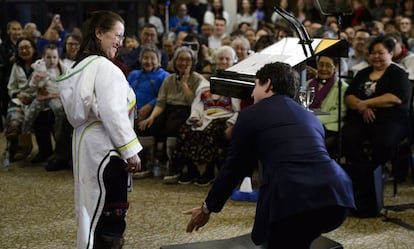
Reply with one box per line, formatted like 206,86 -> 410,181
57,10 -> 142,249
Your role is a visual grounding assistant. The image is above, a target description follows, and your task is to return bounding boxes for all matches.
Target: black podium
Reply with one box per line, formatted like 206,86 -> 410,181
160,234 -> 343,249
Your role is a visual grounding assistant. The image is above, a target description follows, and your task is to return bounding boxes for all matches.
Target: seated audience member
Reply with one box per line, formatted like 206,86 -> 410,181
117,34 -> 139,60
254,34 -> 276,52
138,47 -> 208,183
121,23 -> 169,71
184,61 -> 354,249
386,32 -> 414,81
307,55 -> 348,156
37,14 -> 68,56
6,38 -> 53,162
231,36 -> 251,62
203,0 -> 230,31
236,0 -> 258,30
208,17 -> 228,51
169,3 -> 199,34
244,27 -> 257,50
61,33 -> 81,67
23,22 -> 41,43
200,23 -> 214,40
46,33 -> 81,171
22,45 -> 66,137
187,0 -> 208,27
347,29 -> 371,78
138,4 -> 164,36
128,45 -> 169,177
173,46 -> 240,186
161,32 -> 176,61
398,17 -> 414,51
168,34 -> 212,80
342,36 -> 410,171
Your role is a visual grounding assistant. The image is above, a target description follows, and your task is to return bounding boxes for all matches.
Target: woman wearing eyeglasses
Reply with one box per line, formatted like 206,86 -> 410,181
6,38 -> 38,162
57,11 -> 142,248
307,55 -> 348,156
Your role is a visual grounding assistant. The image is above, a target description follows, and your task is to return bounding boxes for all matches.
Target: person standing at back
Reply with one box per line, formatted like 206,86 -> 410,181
57,10 -> 142,248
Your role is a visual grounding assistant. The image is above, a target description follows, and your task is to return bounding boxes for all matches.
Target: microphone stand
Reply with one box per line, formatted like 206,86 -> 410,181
274,6 -> 314,57
272,6 -> 314,89
336,13 -> 343,162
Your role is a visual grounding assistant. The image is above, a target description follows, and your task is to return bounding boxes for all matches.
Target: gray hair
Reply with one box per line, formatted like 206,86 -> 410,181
139,44 -> 162,63
231,36 -> 250,50
173,46 -> 196,73
214,45 -> 237,63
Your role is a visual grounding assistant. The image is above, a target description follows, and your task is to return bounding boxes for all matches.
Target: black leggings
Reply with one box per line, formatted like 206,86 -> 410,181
267,206 -> 349,249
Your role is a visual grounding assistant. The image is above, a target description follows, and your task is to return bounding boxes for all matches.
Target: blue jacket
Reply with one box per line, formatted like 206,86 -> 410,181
127,68 -> 169,109
204,94 -> 355,245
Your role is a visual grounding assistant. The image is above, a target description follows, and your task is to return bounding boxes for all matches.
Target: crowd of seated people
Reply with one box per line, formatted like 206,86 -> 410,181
1,0 -> 414,187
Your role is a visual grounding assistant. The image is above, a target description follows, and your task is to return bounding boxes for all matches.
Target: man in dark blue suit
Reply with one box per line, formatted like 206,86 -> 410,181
184,62 -> 355,249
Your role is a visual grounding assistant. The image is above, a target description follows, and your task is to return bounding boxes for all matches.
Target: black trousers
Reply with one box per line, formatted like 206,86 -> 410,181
342,120 -> 407,166
267,206 -> 349,249
33,109 -> 54,156
95,156 -> 128,238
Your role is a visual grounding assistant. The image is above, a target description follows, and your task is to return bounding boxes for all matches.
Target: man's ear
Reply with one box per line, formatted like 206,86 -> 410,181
264,79 -> 272,93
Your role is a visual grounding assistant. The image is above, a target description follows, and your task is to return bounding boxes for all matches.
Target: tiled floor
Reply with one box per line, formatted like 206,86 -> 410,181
1,136 -> 414,249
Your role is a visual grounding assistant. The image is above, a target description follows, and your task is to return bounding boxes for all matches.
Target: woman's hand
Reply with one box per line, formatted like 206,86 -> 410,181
126,154 -> 141,173
17,93 -> 33,105
32,71 -> 47,82
362,108 -> 376,123
189,117 -> 202,128
183,206 -> 210,233
356,100 -> 369,113
138,117 -> 154,130
138,104 -> 153,121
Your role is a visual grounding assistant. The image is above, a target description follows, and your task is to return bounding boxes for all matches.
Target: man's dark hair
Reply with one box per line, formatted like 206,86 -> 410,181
255,62 -> 298,98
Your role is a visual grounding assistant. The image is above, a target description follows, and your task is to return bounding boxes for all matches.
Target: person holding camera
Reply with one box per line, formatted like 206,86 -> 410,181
169,3 -> 199,35
37,14 -> 68,56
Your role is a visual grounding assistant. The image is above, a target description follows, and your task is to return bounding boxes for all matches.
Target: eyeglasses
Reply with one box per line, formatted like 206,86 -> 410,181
66,42 -> 80,47
317,62 -> 335,69
111,31 -> 125,42
18,45 -> 32,51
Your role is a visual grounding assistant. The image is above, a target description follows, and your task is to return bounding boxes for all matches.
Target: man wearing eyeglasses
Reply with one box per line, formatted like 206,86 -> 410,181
120,23 -> 169,71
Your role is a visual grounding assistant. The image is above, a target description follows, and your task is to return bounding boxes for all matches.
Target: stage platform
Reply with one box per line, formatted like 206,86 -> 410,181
161,234 -> 343,249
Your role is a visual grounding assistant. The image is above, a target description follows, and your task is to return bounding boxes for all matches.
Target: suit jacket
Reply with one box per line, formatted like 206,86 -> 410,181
204,94 -> 355,245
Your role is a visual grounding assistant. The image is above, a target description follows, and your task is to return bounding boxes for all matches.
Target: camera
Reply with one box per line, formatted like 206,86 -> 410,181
54,14 -> 61,23
181,42 -> 199,52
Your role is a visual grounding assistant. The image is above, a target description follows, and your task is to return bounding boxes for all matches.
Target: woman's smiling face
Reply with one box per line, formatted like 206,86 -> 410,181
97,21 -> 124,59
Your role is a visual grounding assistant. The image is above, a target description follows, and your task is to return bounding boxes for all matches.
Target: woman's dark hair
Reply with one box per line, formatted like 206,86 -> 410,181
62,33 -> 82,59
254,35 -> 276,52
255,62 -> 298,98
368,35 -> 396,54
15,37 -> 38,67
209,0 -> 225,17
77,10 -> 124,60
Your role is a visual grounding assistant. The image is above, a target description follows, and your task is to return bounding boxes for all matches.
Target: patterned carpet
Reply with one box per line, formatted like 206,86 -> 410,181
1,136 -> 414,249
